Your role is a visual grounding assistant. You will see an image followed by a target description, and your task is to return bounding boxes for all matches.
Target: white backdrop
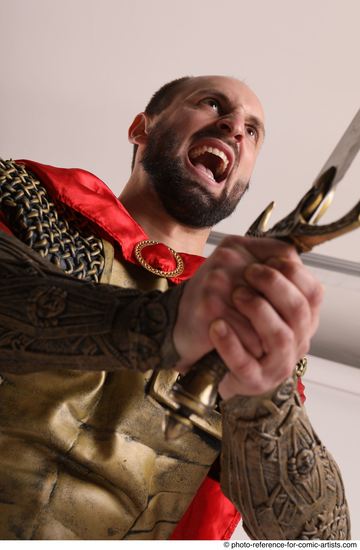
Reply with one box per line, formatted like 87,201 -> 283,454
1,0 -> 359,541
1,0 -> 359,261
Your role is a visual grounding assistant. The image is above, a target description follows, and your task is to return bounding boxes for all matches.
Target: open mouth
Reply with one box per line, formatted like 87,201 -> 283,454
188,143 -> 232,184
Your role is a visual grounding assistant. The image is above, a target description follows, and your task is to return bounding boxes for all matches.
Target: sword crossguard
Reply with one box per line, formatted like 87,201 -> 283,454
246,166 -> 360,253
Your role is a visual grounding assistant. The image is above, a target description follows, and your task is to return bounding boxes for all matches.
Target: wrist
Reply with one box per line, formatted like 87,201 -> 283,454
220,375 -> 298,422
109,283 -> 185,372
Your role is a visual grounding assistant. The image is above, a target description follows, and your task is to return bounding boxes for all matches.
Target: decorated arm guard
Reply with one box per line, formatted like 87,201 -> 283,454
0,230 -> 181,373
220,376 -> 351,540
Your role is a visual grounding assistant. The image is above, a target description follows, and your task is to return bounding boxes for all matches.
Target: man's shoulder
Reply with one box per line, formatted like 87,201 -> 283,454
14,158 -> 112,197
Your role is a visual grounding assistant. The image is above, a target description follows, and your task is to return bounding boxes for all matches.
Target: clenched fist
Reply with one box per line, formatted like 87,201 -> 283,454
173,236 -> 323,399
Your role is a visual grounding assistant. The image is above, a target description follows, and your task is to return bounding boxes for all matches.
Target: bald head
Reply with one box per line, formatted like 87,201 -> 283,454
131,75 -> 264,169
167,75 -> 265,136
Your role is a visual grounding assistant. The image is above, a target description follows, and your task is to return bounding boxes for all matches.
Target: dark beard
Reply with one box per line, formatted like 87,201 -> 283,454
141,126 -> 249,228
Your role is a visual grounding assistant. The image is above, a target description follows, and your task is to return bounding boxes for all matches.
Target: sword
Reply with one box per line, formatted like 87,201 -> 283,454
163,108 -> 360,441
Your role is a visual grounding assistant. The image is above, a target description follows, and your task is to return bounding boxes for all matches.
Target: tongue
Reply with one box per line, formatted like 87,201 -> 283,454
193,161 -> 215,181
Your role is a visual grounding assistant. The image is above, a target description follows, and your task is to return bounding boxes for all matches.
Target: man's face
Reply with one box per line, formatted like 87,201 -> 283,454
141,76 -> 265,228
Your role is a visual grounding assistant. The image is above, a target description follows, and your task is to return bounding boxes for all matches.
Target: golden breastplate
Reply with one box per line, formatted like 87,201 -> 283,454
0,241 -> 220,539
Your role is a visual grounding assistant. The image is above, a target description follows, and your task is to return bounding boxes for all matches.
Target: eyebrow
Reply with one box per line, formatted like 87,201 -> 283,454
187,88 -> 266,140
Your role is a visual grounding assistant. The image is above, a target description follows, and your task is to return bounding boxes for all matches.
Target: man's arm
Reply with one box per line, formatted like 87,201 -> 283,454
0,230 -> 182,373
0,231 -> 312,381
220,377 -> 350,539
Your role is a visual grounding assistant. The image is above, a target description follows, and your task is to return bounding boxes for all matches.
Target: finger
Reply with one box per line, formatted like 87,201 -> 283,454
266,257 -> 324,332
242,263 -> 313,350
210,237 -> 255,270
209,319 -> 267,397
195,267 -> 264,358
221,235 -> 300,264
232,284 -> 300,362
224,309 -> 264,359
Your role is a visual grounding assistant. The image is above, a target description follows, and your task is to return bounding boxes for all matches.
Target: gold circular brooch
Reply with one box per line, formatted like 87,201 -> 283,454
134,239 -> 185,278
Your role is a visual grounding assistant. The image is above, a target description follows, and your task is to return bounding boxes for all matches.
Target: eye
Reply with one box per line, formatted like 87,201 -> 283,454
246,125 -> 258,142
200,98 -> 221,113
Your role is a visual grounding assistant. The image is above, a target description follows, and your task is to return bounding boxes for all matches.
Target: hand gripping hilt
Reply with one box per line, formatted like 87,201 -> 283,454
163,166 -> 360,441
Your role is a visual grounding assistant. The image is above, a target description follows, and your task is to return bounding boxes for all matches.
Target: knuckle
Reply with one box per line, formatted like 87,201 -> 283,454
290,294 -> 309,321
238,290 -> 263,313
309,280 -> 324,307
212,246 -> 239,266
273,325 -> 294,350
281,259 -> 301,279
221,235 -> 244,248
279,241 -> 298,259
261,265 -> 281,285
205,267 -> 229,289
265,238 -> 297,259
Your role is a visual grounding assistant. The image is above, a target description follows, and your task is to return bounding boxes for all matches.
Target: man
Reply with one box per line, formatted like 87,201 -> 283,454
0,75 -> 350,539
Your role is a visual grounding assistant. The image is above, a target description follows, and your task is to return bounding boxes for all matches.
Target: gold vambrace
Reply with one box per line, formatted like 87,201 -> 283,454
220,377 -> 350,540
0,231 -> 181,373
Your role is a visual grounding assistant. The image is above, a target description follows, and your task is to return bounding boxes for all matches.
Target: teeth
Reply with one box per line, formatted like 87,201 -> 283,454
189,145 -> 229,176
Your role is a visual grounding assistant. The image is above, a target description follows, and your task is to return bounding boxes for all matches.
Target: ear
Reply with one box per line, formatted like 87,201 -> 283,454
128,113 -> 151,145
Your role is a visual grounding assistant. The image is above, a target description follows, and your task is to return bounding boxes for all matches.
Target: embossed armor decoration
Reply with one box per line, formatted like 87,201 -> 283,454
221,377 -> 350,539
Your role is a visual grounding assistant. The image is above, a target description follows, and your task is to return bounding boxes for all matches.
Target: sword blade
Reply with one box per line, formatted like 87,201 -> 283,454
315,108 -> 360,189
303,108 -> 360,223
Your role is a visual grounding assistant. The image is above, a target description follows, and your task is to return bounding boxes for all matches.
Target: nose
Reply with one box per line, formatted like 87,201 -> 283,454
216,111 -> 245,143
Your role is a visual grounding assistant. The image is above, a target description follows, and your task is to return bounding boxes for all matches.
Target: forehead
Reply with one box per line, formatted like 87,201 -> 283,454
176,75 -> 264,120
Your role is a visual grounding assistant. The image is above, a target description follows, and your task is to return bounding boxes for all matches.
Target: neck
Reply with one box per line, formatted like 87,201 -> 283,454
119,173 -> 211,256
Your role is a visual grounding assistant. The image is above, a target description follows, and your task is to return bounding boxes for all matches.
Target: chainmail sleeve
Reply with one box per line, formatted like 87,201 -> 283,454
0,230 -> 182,374
220,376 -> 351,540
